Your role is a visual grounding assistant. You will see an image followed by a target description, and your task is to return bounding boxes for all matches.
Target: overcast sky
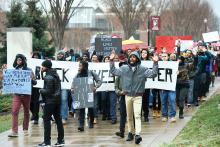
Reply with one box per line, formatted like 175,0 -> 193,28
208,0 -> 220,18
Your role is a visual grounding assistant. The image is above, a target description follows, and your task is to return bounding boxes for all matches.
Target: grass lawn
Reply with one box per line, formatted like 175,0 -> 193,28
166,94 -> 220,147
0,94 -> 23,133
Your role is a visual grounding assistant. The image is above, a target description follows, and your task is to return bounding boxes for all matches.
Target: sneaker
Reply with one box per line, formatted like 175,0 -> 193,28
78,127 -> 84,132
162,117 -> 168,122
38,142 -> 51,147
126,132 -> 134,141
170,117 -> 176,123
54,140 -> 65,146
33,120 -> 39,125
62,119 -> 67,125
93,118 -> 97,124
23,130 -> 29,136
111,120 -> 117,124
144,117 -> 149,122
8,132 -> 18,137
135,135 -> 142,144
115,131 -> 124,138
156,111 -> 161,118
89,123 -> 94,128
152,110 -> 157,118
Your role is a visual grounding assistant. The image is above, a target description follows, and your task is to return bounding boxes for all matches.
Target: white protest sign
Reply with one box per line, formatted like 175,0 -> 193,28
2,69 -> 32,95
27,59 -> 178,91
175,40 -> 194,51
202,31 -> 220,42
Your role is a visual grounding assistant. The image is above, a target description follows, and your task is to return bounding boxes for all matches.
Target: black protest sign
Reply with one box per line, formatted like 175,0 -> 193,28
72,77 -> 94,109
95,37 -> 122,56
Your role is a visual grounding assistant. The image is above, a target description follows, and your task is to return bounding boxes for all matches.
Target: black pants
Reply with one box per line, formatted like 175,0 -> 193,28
152,89 -> 161,111
142,89 -> 150,118
78,108 -> 94,128
176,86 -> 188,109
101,91 -> 110,119
43,103 -> 64,144
119,95 -> 126,132
30,88 -> 40,121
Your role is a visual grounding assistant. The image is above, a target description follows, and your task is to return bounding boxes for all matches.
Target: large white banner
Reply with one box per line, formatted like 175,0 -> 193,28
26,59 -> 178,91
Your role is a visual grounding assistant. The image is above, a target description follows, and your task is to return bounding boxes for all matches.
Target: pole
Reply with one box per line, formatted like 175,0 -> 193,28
147,14 -> 150,46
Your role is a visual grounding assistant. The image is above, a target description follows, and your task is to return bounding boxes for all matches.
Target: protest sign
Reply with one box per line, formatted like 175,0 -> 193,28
72,77 -> 94,109
175,40 -> 194,51
95,37 -> 122,56
2,69 -> 32,95
27,58 -> 178,91
202,31 -> 220,42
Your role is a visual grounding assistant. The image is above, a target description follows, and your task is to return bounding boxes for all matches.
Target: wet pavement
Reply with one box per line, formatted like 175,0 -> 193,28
0,78 -> 219,147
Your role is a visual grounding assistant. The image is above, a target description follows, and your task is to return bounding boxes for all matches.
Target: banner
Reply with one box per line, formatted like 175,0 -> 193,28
95,37 -> 122,56
27,58 -> 178,91
156,36 -> 192,53
2,69 -> 32,95
150,16 -> 161,31
202,31 -> 220,43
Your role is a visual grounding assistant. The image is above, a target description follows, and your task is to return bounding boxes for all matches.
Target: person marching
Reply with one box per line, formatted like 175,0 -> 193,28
109,51 -> 158,144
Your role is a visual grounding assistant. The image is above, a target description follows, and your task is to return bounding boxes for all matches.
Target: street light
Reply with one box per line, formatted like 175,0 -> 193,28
146,3 -> 152,46
204,18 -> 208,33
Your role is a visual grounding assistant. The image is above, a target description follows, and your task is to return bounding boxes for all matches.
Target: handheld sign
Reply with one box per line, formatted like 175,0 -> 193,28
202,31 -> 220,43
95,37 -> 122,56
72,77 -> 94,109
3,69 -> 32,95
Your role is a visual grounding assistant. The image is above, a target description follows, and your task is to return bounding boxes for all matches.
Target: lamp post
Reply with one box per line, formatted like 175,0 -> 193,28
146,3 -> 152,46
204,18 -> 208,33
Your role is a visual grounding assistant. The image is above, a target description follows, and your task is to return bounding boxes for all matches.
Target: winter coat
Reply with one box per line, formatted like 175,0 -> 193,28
40,69 -> 61,104
110,51 -> 158,97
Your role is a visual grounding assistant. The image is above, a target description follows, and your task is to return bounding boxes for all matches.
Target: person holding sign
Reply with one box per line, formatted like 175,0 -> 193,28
8,54 -> 35,138
109,51 -> 159,144
38,60 -> 65,147
71,60 -> 102,131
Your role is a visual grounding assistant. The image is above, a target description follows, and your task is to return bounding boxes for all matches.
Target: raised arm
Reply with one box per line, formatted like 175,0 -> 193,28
144,54 -> 159,78
109,52 -> 122,76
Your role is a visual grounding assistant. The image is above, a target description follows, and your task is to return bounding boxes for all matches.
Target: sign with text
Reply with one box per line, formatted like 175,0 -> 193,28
202,31 -> 220,43
2,69 -> 32,95
72,77 -> 94,109
95,37 -> 122,56
150,16 -> 161,31
27,58 -> 178,91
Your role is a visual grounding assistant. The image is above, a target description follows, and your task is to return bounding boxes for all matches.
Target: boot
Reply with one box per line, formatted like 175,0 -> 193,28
179,108 -> 184,119
126,132 -> 134,141
135,135 -> 142,144
115,131 -> 124,138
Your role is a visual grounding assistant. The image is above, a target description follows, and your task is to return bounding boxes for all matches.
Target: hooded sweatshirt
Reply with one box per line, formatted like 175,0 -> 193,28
110,51 -> 158,96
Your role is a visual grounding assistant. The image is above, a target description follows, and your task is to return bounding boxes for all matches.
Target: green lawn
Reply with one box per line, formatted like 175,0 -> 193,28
166,94 -> 220,147
0,94 -> 23,133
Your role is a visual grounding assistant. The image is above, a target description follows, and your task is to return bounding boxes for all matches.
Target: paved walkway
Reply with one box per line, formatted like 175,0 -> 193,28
0,78 -> 220,147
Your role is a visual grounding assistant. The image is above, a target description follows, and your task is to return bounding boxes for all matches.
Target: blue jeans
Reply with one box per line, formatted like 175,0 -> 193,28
109,91 -> 117,121
160,90 -> 176,118
60,90 -> 68,120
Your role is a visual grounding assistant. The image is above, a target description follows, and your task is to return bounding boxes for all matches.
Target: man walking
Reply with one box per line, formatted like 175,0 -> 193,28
109,51 -> 158,144
38,60 -> 64,147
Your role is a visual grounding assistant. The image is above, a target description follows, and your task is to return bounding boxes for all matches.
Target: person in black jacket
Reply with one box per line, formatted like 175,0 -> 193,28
38,60 -> 64,147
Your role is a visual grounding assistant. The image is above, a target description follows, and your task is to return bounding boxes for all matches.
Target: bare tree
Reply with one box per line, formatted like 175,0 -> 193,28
40,0 -> 84,52
159,0 -> 219,40
63,28 -> 91,52
101,0 -> 151,39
